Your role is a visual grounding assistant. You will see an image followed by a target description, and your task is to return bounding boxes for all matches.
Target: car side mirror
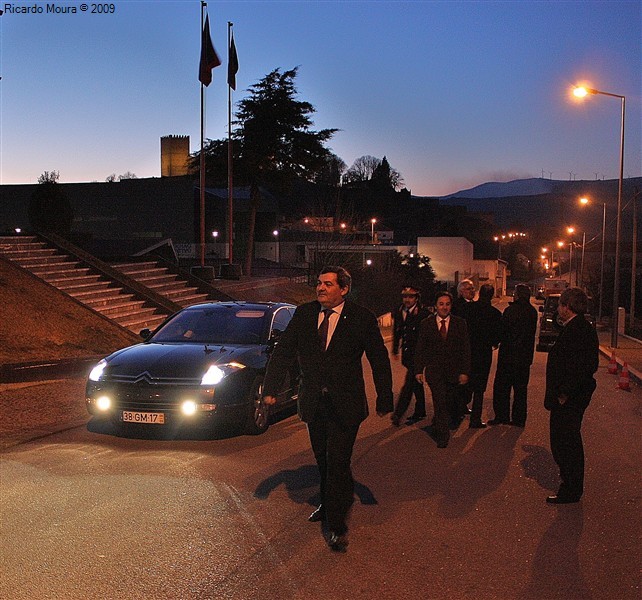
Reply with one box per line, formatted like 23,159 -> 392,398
140,328 -> 152,340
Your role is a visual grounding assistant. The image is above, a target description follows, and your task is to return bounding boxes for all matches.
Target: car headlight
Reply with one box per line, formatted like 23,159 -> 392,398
89,359 -> 108,382
201,362 -> 245,385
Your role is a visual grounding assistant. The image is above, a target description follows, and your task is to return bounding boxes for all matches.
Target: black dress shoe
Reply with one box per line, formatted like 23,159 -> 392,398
308,505 -> 326,522
469,421 -> 487,429
328,532 -> 348,552
546,495 -> 580,504
487,418 -> 509,425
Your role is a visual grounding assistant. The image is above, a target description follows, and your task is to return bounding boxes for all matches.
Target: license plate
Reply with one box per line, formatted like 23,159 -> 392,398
121,410 -> 165,424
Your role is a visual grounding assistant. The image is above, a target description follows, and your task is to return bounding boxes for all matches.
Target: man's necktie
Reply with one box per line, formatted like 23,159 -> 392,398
318,309 -> 333,350
439,318 -> 447,340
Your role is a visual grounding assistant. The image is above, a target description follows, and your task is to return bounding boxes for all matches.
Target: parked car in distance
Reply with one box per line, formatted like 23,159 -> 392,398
85,302 -> 299,435
536,294 -> 596,352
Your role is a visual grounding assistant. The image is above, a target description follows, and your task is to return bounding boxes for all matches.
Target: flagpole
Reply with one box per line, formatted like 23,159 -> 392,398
227,21 -> 234,265
199,1 -> 206,268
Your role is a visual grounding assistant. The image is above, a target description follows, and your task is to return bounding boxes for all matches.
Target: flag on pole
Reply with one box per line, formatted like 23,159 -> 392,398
199,14 -> 221,87
228,33 -> 239,90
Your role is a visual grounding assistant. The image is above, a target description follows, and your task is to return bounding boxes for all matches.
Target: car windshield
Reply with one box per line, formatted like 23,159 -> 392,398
151,306 -> 267,345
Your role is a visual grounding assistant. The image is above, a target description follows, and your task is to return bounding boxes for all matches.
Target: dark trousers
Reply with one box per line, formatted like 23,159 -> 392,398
307,395 -> 360,535
550,406 -> 586,500
393,367 -> 426,419
457,383 -> 473,418
492,362 -> 531,424
427,378 -> 458,443
470,369 -> 491,424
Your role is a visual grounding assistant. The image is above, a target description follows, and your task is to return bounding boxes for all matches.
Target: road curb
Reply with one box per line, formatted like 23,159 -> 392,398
598,345 -> 641,385
0,357 -> 100,384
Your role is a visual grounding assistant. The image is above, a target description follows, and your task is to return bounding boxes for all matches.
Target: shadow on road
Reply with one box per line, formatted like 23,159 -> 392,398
253,463 -> 378,508
518,504 -> 588,600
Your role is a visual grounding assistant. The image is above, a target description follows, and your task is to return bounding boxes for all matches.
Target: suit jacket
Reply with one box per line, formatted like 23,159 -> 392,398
414,314 -> 471,384
544,314 -> 599,411
497,298 -> 538,367
263,299 -> 393,425
465,300 -> 502,375
392,303 -> 432,368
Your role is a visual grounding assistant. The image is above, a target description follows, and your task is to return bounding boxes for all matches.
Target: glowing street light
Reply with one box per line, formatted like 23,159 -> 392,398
370,218 -> 377,244
272,230 -> 279,263
579,196 -> 607,320
573,83 -> 625,348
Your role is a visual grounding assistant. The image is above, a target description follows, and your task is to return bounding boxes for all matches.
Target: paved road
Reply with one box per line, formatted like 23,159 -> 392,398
1,342 -> 639,600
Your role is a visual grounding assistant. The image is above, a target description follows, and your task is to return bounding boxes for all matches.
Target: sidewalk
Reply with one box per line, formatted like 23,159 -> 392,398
597,328 -> 642,385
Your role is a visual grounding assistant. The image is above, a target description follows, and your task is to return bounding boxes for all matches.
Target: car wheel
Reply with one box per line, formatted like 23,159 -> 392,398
244,376 -> 270,435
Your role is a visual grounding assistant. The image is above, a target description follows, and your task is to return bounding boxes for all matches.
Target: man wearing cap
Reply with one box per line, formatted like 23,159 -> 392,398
391,286 -> 432,426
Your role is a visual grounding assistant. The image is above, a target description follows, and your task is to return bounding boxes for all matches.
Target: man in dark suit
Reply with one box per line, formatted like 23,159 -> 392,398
414,291 -> 471,448
451,279 -> 476,421
465,283 -> 502,428
262,266 -> 393,552
391,286 -> 432,426
490,283 -> 538,426
544,287 -> 599,504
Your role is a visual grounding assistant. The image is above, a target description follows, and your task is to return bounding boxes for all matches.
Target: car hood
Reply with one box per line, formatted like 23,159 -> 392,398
103,342 -> 265,380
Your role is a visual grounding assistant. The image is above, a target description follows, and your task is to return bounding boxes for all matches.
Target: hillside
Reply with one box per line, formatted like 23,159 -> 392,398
0,258 -> 139,364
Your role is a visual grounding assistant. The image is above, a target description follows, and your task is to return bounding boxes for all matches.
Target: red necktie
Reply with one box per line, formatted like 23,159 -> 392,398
439,318 -> 447,340
318,309 -> 332,350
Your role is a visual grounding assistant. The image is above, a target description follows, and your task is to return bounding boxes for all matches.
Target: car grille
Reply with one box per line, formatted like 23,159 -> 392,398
103,379 -> 208,412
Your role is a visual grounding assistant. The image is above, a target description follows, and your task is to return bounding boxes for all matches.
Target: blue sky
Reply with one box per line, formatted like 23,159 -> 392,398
1,0 -> 640,196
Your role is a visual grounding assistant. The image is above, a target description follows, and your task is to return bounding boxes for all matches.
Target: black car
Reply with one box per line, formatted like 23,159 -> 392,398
85,302 -> 298,435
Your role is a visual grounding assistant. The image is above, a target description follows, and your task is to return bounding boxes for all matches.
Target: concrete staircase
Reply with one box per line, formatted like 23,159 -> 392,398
110,261 -> 210,307
0,235 -> 180,333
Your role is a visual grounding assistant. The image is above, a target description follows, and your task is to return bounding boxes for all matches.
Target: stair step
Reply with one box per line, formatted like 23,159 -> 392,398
97,300 -> 149,318
112,262 -> 166,275
171,293 -> 211,307
81,292 -> 137,307
133,273 -> 179,285
116,309 -> 169,329
30,264 -> 86,276
11,255 -> 72,268
143,280 -> 192,293
53,275 -> 106,290
1,248 -> 59,260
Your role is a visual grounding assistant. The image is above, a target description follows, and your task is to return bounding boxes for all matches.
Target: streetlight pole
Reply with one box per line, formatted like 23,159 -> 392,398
599,202 -> 606,322
579,233 -> 586,288
573,85 -> 625,348
370,218 -> 377,245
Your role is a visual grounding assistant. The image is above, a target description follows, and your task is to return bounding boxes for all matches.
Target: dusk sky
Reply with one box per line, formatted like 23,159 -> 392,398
1,0 -> 640,197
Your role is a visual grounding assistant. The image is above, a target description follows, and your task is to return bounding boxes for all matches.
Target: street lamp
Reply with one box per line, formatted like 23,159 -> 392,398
493,236 -> 501,259
578,196 -> 607,319
370,218 -> 377,244
272,230 -> 279,263
573,84 -> 625,348
567,226 -> 575,285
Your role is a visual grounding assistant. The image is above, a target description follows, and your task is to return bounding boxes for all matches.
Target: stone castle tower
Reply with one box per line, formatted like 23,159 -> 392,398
160,135 -> 190,177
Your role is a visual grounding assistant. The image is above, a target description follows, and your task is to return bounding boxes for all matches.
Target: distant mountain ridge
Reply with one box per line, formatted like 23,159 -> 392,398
435,176 -> 641,232
442,178 -> 554,199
